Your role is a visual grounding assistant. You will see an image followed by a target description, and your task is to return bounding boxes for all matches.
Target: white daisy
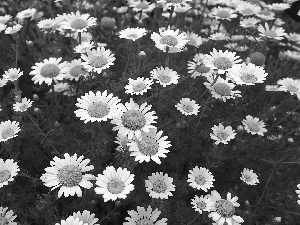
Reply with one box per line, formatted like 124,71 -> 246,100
75,90 -> 122,123
13,97 -> 33,112
0,24 -> 7,33
240,168 -> 259,185
55,216 -> 86,225
191,195 -> 214,214
119,27 -> 147,41
240,17 -> 260,29
0,159 -> 20,188
81,47 -> 115,74
228,63 -> 268,85
0,207 -> 17,225
111,98 -> 158,139
127,127 -> 171,164
94,166 -> 135,202
210,123 -> 236,145
150,66 -> 180,87
29,57 -> 68,85
285,32 -> 300,43
73,32 -> 93,43
295,184 -> 300,197
175,98 -> 201,116
236,2 -> 261,16
37,18 -> 57,33
267,3 -> 290,11
257,23 -> 286,40
40,153 -> 95,198
53,83 -> 70,93
187,166 -> 215,192
277,78 -> 300,97
74,41 -> 95,54
115,133 -> 130,152
124,77 -> 153,95
2,68 -> 23,82
210,7 -> 237,21
187,53 -> 212,78
256,9 -> 275,20
186,32 -> 203,47
5,24 -> 23,34
150,27 -> 188,52
0,120 -> 20,142
242,115 -> 267,136
72,210 -> 99,225
0,78 -> 7,87
66,59 -> 88,81
130,1 -> 156,13
124,205 -> 168,225
61,11 -> 97,33
16,8 -> 37,21
145,172 -> 175,199
265,85 -> 280,92
157,0 -> 192,8
0,15 -> 12,24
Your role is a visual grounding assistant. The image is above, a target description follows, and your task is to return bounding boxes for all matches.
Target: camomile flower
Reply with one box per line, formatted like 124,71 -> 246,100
66,59 -> 88,81
256,9 -> 275,20
204,48 -> 242,74
0,120 -> 20,142
74,41 -> 95,54
130,1 -> 156,13
236,2 -> 261,16
61,11 -> 97,33
124,205 -> 168,225
240,17 -> 260,28
209,32 -> 230,41
242,115 -> 267,136
72,210 -> 99,225
175,98 -> 200,116
0,78 -> 7,87
0,207 -> 17,225
95,166 -> 134,202
53,82 -> 70,93
240,168 -> 259,185
5,24 -> 23,34
210,123 -> 236,145
277,78 -> 300,97
187,53 -> 212,78
210,7 -> 237,21
13,97 -> 33,112
150,67 -> 180,87
145,172 -> 175,199
173,3 -> 192,13
185,32 -> 203,48
228,63 -> 268,85
0,24 -> 7,33
127,127 -> 171,164
2,68 -> 23,82
16,8 -> 37,21
150,27 -> 188,52
40,153 -> 95,198
55,216 -> 86,225
265,85 -> 280,92
30,57 -> 68,85
257,23 -> 286,40
75,90 -> 122,123
267,3 -> 290,11
115,133 -> 130,152
73,32 -> 93,42
191,195 -> 214,214
81,47 -> 115,74
111,98 -> 158,139
119,27 -> 147,41
124,77 -> 153,95
204,76 -> 242,102
285,32 -> 300,44
0,159 -> 20,188
37,18 -> 57,33
0,15 -> 12,24
157,0 -> 192,8
225,43 -> 248,52
187,166 -> 215,192
296,184 -> 300,197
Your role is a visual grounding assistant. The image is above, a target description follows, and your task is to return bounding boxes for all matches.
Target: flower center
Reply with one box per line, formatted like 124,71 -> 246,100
196,65 -> 210,73
264,30 -> 277,38
9,73 -> 19,80
245,22 -> 254,27
0,170 -> 10,183
121,110 -> 146,131
138,137 -> 159,156
215,199 -> 235,218
240,74 -> 257,83
132,82 -> 147,92
19,104 -> 28,111
153,179 -> 167,193
58,165 -> 82,187
241,8 -> 254,15
259,9 -> 271,16
216,10 -> 231,19
70,19 -> 88,30
247,122 -> 260,132
90,56 -> 108,68
107,178 -> 124,194
136,219 -> 153,225
0,217 -> 8,225
136,2 -> 149,9
40,64 -> 60,78
160,35 -> 178,47
213,83 -> 232,96
213,57 -> 232,70
217,131 -> 229,140
23,12 -> 33,17
287,85 -> 299,92
182,104 -> 194,113
244,175 -> 253,183
158,74 -> 171,83
88,102 -> 110,118
70,65 -> 85,77
2,128 -> 15,139
127,33 -> 139,40
195,175 -> 206,186
197,201 -> 207,210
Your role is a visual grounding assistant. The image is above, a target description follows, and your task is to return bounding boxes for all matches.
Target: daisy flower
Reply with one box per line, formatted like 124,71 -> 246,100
72,210 -> 99,225
240,168 -> 259,185
111,98 -> 158,139
37,18 -> 57,33
16,8 -> 37,21
175,98 -> 201,116
187,53 -> 212,78
285,32 -> 300,43
145,172 -> 175,199
81,47 -> 115,74
210,123 -> 236,145
210,7 -> 237,21
296,184 -> 300,197
228,63 -> 268,85
40,153 -> 95,198
240,17 -> 260,29
73,32 -> 93,42
204,76 -> 242,102
265,85 -> 280,92
185,32 -> 203,47
124,205 -> 167,225
2,68 -> 23,82
257,23 -> 286,40
0,24 -> 7,33
130,1 -> 156,13
95,166 -> 134,202
127,127 -> 171,164
242,115 -> 267,136
257,9 -> 275,20
150,27 -> 188,52
191,195 -> 214,214
5,24 -> 23,34
74,41 -> 95,54
0,15 -> 12,24
124,77 -> 153,95
174,3 -> 192,13
119,27 -> 147,41
187,166 -> 215,192
207,190 -> 244,225
0,120 -> 20,142
55,216 -> 86,225
204,49 -> 242,74
209,32 -> 230,41
29,57 -> 68,85
61,11 -> 97,33
75,90 -> 122,123
277,78 -> 300,97
0,159 -> 20,188
115,133 -> 130,152
53,83 -> 70,93
0,207 -> 17,225
66,59 -> 88,81
150,67 -> 180,87
13,97 -> 33,112
236,2 -> 261,16
267,3 -> 290,11
157,0 -> 192,8
0,78 -> 7,87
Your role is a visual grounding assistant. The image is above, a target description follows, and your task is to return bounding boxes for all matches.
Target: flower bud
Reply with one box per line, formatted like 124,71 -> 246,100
26,40 -> 34,47
249,52 -> 266,66
272,217 -> 281,224
115,200 -> 121,207
34,108 -> 41,113
54,121 -> 60,128
288,138 -> 294,143
33,94 -> 39,101
237,125 -> 244,131
245,200 -> 251,207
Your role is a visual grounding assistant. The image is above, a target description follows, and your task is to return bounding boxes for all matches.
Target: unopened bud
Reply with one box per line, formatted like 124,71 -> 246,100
237,125 -> 244,131
33,94 -> 39,101
272,217 -> 281,224
138,51 -> 146,60
288,138 -> 294,143
54,121 -> 60,128
245,200 -> 251,207
26,40 -> 34,47
115,200 -> 121,207
34,108 -> 41,113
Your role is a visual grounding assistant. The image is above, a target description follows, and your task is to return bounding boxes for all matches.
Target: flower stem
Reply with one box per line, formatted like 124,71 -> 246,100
166,6 -> 175,29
